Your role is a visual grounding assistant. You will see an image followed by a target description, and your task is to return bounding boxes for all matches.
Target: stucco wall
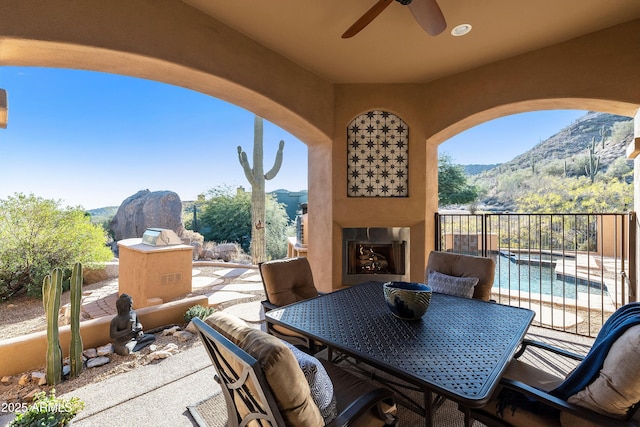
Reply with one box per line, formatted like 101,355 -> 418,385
0,1 -> 639,290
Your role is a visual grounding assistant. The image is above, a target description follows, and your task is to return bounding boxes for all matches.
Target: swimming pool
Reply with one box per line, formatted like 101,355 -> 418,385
493,253 -> 607,299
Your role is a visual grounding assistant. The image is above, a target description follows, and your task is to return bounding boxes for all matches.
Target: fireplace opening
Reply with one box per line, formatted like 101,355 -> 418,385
342,227 -> 410,285
346,242 -> 405,275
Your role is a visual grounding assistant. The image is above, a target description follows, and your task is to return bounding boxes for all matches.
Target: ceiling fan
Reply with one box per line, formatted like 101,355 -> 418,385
342,0 -> 446,38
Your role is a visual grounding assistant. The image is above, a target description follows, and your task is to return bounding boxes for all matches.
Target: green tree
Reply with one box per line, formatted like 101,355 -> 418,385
199,186 -> 292,260
0,193 -> 113,300
438,155 -> 479,206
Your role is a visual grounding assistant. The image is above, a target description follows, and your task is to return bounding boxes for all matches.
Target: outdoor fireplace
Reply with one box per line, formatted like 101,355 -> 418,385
342,227 -> 410,285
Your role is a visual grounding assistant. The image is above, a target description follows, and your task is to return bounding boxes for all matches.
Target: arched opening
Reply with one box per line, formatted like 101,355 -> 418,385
433,108 -> 636,336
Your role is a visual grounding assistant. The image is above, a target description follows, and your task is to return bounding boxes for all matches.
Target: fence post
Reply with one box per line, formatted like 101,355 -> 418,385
629,211 -> 638,302
435,213 -> 441,251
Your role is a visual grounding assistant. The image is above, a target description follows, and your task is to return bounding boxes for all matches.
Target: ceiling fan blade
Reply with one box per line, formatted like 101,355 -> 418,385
342,0 -> 394,39
408,0 -> 446,36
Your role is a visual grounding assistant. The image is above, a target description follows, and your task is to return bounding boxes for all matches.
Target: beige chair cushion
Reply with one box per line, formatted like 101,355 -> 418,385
206,311 -> 324,427
426,251 -> 495,301
260,257 -> 319,306
567,324 -> 640,418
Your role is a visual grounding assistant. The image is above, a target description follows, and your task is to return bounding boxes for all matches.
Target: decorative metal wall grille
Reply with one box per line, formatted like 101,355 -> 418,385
347,110 -> 408,197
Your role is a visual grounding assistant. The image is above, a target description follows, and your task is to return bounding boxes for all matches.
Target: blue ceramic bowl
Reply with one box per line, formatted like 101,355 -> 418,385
383,281 -> 432,320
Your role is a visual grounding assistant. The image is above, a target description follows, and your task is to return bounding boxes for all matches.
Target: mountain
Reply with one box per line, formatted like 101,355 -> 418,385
86,206 -> 118,225
464,164 -> 500,175
465,111 -> 634,210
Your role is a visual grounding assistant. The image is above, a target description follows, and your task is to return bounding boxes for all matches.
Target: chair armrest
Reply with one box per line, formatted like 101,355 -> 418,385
499,378 -> 633,427
326,388 -> 396,427
514,338 -> 585,361
261,300 -> 278,312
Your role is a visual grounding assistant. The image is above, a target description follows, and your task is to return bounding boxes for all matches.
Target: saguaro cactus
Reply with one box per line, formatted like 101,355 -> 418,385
43,269 -> 63,385
585,136 -> 600,183
237,115 -> 285,264
69,262 -> 84,377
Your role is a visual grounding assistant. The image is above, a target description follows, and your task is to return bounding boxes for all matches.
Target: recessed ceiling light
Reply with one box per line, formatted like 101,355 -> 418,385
451,24 -> 472,37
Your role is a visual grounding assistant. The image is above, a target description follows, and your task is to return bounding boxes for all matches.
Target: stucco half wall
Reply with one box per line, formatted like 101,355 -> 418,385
0,295 -> 208,378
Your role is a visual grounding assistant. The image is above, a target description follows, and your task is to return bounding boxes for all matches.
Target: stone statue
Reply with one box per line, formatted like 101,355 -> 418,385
110,293 -> 155,356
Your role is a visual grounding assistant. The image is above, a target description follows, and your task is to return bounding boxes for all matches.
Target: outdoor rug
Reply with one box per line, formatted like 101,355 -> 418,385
188,389 -> 487,426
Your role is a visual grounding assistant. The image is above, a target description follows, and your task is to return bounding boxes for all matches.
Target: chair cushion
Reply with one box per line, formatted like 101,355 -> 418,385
426,251 -> 495,301
567,324 -> 640,418
206,311 -> 324,427
427,269 -> 478,298
283,342 -> 337,423
260,257 -> 319,306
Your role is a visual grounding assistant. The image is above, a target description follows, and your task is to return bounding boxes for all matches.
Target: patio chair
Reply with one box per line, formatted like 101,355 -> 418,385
466,302 -> 640,427
259,257 -> 325,353
425,251 -> 495,301
193,312 -> 397,427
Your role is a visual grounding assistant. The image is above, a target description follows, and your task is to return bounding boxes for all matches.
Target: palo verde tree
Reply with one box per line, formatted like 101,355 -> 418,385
237,115 -> 285,264
0,193 -> 113,300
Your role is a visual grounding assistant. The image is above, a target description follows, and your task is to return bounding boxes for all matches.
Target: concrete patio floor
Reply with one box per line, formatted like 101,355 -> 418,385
0,264 -> 596,426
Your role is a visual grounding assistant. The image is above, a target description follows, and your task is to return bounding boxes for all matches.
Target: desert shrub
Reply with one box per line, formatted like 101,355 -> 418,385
10,389 -> 84,427
0,193 -> 114,300
184,305 -> 216,323
182,229 -> 204,245
199,186 -> 292,261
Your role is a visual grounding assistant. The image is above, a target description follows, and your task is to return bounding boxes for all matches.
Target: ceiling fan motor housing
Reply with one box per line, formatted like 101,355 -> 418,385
396,0 -> 413,4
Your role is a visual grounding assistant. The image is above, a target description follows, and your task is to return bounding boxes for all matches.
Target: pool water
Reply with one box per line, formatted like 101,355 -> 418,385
493,261 -> 607,299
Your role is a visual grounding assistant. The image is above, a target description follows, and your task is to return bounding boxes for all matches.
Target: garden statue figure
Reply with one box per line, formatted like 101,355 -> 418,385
110,293 -> 155,356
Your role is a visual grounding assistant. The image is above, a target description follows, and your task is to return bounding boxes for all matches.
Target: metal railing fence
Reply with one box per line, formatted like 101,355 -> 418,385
435,212 -> 637,337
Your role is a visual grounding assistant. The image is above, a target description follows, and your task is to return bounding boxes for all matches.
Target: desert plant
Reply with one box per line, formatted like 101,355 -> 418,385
10,389 -> 85,427
237,115 -> 285,264
43,269 -> 63,385
0,193 -> 113,300
184,305 -> 216,323
69,262 -> 83,378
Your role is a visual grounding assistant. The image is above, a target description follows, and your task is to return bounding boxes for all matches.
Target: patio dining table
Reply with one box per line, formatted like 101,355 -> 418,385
265,281 -> 535,426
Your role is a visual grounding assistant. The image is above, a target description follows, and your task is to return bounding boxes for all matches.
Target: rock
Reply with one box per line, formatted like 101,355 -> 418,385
1,376 -> 13,384
148,344 -> 158,352
162,326 -> 181,336
174,331 -> 194,342
83,262 -> 119,284
18,374 -> 30,386
62,365 -> 71,377
83,348 -> 98,358
148,350 -> 173,360
87,356 -> 110,368
31,372 -> 45,381
215,243 -> 239,262
163,343 -> 179,353
24,388 -> 42,401
97,344 -> 114,356
110,190 -> 185,241
185,320 -> 198,334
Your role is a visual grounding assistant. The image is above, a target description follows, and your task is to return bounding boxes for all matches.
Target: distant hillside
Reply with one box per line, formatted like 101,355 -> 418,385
86,206 -> 118,225
464,164 -> 499,175
466,111 -> 634,211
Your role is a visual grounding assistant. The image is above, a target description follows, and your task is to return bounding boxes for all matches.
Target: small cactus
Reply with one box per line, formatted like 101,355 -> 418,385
69,262 -> 83,377
43,269 -> 63,385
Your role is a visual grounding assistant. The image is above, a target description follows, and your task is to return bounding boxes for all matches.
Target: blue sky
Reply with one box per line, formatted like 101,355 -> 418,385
0,66 -> 587,209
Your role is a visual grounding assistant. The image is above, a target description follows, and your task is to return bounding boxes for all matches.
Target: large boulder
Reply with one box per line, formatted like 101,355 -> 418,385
111,190 -> 185,241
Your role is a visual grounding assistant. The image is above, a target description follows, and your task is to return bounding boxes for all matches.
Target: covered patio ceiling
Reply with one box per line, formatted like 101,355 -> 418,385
183,0 -> 640,84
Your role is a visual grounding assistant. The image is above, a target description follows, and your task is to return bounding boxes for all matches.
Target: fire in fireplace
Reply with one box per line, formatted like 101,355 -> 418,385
342,227 -> 410,285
